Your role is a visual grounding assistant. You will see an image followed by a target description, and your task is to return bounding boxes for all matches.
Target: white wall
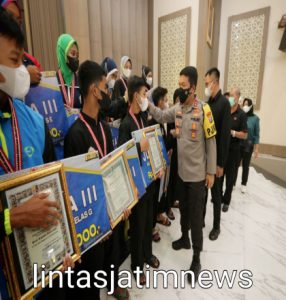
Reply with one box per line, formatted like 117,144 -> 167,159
153,0 -> 200,86
218,0 -> 286,147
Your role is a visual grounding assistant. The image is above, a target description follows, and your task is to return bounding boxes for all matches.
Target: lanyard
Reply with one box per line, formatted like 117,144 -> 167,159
0,99 -> 23,173
79,113 -> 107,158
129,108 -> 144,130
58,69 -> 75,108
121,78 -> 128,92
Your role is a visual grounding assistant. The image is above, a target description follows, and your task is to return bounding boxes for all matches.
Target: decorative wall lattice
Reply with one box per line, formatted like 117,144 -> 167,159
225,7 -> 270,109
159,8 -> 191,103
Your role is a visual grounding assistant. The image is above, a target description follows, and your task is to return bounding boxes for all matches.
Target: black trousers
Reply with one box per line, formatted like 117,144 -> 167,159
65,243 -> 104,300
65,227 -> 120,300
130,182 -> 155,271
166,144 -> 178,210
178,177 -> 205,253
234,146 -> 254,186
203,176 -> 223,230
222,148 -> 241,205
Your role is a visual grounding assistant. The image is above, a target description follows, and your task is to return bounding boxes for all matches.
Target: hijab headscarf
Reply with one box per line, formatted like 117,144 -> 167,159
120,56 -> 131,79
56,34 -> 78,86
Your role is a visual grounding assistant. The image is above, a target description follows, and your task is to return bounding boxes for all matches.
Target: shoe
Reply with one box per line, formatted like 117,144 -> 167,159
172,237 -> 191,250
188,259 -> 201,283
241,185 -> 247,194
172,200 -> 180,208
222,204 -> 229,212
209,228 -> 220,240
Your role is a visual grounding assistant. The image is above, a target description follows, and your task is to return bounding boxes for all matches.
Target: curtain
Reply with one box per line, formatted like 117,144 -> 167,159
88,0 -> 149,75
25,0 -> 65,71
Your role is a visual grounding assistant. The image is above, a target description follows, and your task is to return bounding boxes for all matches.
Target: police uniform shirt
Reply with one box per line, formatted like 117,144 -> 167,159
149,99 -> 217,182
230,107 -> 248,150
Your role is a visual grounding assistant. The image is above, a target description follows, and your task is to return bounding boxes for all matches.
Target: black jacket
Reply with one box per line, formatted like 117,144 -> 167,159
208,90 -> 232,168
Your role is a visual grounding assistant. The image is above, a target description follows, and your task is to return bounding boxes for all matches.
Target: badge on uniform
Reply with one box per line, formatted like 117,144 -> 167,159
207,111 -> 213,123
191,130 -> 197,139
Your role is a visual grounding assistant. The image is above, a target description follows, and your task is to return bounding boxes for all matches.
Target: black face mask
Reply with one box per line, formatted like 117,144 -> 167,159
67,56 -> 79,73
99,91 -> 111,112
178,87 -> 191,104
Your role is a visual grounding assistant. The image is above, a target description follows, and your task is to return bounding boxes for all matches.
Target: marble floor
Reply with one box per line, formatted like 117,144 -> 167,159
102,167 -> 286,300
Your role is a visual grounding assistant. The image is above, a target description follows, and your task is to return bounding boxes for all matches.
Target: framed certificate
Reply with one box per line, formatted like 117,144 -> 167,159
101,150 -> 138,228
143,127 -> 165,177
0,163 -> 80,300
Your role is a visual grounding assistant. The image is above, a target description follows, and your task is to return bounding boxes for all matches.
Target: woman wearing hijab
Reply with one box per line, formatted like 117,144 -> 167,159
101,57 -> 118,95
235,98 -> 260,194
56,34 -> 81,110
112,56 -> 132,100
142,65 -> 153,90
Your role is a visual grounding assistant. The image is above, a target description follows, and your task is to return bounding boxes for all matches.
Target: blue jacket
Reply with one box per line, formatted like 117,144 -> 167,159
0,99 -> 46,175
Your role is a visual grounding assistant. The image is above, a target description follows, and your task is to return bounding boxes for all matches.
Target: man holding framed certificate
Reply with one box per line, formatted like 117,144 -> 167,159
118,76 -> 160,286
64,60 -> 130,300
0,10 -> 75,299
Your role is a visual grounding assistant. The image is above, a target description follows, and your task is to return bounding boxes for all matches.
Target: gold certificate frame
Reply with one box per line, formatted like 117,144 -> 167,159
143,127 -> 165,177
101,150 -> 138,229
0,163 -> 80,300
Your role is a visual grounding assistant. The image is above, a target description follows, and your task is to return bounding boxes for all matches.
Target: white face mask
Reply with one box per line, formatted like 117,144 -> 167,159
243,105 -> 252,113
205,86 -> 212,98
108,79 -> 115,90
0,64 -> 30,99
123,68 -> 131,79
146,77 -> 153,86
139,96 -> 148,112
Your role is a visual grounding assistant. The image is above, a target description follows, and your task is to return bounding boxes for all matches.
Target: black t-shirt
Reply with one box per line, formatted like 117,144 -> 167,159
230,106 -> 248,150
118,111 -> 148,163
64,112 -> 114,158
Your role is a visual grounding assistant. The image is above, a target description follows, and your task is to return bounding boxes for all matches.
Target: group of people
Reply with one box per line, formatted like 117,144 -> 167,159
0,1 -> 260,300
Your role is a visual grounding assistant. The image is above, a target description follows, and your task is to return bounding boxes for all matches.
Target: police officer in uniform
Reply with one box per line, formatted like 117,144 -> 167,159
148,66 -> 217,282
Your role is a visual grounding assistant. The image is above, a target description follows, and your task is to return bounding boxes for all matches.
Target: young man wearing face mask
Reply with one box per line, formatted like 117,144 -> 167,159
221,87 -> 248,213
56,34 -> 81,110
112,56 -> 132,100
149,87 -> 175,241
118,76 -> 160,285
148,66 -> 217,283
203,68 -> 232,241
0,10 -> 75,299
1,0 -> 43,86
64,60 -> 130,300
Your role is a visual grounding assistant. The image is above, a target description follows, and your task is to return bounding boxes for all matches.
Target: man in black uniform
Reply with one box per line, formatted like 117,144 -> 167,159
203,68 -> 232,240
64,60 -> 130,300
222,87 -> 248,212
118,76 -> 160,285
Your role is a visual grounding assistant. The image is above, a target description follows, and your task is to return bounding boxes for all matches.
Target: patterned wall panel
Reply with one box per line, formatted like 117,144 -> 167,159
159,8 -> 191,103
224,7 -> 270,109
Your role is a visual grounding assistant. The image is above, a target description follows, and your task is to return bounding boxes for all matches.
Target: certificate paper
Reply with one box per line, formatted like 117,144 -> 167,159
146,131 -> 164,175
5,173 -> 73,290
102,155 -> 134,222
